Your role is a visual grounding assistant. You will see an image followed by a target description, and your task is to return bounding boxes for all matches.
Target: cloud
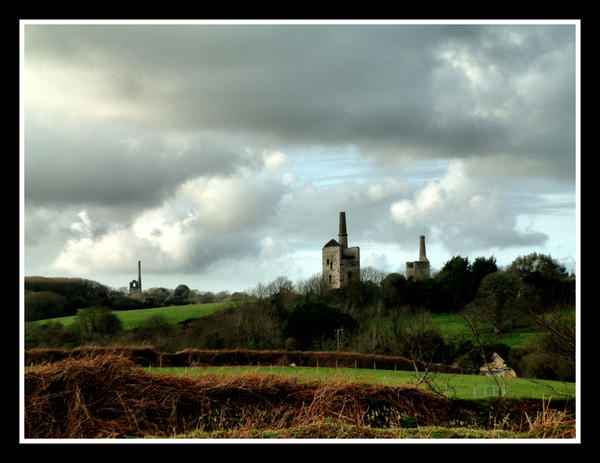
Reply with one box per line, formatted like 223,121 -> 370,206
23,23 -> 576,289
390,160 -> 548,252
49,168 -> 287,275
261,150 -> 291,173
23,114 -> 262,209
24,24 -> 576,181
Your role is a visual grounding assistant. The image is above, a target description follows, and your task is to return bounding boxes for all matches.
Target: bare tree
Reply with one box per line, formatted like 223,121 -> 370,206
360,266 -> 387,285
526,305 -> 575,363
295,273 -> 330,297
247,281 -> 269,302
457,304 -> 507,397
266,276 -> 294,296
393,309 -> 455,397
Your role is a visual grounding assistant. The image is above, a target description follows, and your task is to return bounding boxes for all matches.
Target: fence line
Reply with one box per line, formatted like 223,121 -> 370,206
474,384 -> 506,398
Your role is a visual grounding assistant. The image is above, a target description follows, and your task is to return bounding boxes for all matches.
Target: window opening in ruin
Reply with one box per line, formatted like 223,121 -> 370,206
330,262 -> 333,270
329,275 -> 332,284
347,271 -> 353,280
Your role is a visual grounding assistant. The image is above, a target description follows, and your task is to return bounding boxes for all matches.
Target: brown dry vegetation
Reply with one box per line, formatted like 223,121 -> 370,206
24,352 -> 575,439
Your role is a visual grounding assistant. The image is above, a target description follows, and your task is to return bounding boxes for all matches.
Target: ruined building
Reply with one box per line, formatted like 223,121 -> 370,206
322,212 -> 360,289
129,260 -> 142,294
405,235 -> 430,279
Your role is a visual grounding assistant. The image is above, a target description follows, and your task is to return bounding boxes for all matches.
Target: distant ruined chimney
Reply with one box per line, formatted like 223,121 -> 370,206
419,235 -> 428,262
338,212 -> 348,248
138,260 -> 142,292
323,211 -> 360,289
406,235 -> 431,279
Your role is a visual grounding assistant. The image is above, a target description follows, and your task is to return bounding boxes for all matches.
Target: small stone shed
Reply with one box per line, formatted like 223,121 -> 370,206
479,352 -> 517,377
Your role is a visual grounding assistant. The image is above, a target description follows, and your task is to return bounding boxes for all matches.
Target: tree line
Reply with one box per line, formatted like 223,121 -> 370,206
24,277 -> 241,322
25,252 -> 575,382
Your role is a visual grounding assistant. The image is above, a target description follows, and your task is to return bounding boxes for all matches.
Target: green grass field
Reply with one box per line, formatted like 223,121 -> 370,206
145,365 -> 575,401
373,313 -> 538,349
27,301 -> 234,330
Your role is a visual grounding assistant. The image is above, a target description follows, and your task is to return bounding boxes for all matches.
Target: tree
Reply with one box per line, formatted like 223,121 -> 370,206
510,252 -> 568,279
296,273 -> 330,298
380,273 -> 408,310
75,307 -> 122,335
24,291 -> 69,321
509,253 -> 574,311
434,256 -> 472,312
470,256 -> 498,296
360,266 -> 387,284
518,306 -> 575,381
458,302 -> 509,396
248,281 -> 269,301
283,297 -> 358,350
174,284 -> 191,299
168,284 -> 191,305
95,312 -> 123,335
146,287 -> 171,305
471,271 -> 524,334
266,276 -> 294,296
132,315 -> 180,344
391,309 -> 453,396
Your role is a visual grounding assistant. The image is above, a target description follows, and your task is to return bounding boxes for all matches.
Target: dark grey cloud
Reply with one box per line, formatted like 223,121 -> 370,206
24,115 -> 262,208
25,24 -> 576,182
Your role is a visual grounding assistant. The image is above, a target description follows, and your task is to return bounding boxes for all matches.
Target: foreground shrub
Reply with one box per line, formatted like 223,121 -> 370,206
25,353 -> 449,438
25,353 -> 574,439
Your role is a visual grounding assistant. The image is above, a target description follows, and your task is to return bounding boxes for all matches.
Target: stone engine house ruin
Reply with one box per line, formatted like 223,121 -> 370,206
322,212 -> 360,289
405,235 -> 430,279
129,260 -> 142,294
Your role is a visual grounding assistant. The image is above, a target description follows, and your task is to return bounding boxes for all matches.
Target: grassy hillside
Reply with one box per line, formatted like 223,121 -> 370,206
373,313 -> 538,349
27,301 -> 234,330
26,302 -> 538,349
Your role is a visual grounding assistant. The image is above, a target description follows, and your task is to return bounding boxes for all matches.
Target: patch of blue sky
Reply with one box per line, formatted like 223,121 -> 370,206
283,145 -> 378,188
284,145 -> 451,190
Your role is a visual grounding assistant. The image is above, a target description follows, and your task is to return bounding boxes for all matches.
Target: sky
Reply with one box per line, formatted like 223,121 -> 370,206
20,20 -> 579,294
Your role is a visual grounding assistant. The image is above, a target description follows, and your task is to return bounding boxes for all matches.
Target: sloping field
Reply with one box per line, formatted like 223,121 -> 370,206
24,353 -> 575,439
26,301 -> 233,330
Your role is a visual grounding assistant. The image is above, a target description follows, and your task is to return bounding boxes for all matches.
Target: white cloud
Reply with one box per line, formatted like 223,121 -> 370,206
51,225 -> 139,274
48,168 -> 287,276
390,160 -> 547,252
367,177 -> 407,202
262,150 -> 291,173
69,210 -> 92,235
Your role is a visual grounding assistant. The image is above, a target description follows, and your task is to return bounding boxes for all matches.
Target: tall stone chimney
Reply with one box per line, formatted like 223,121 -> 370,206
419,235 -> 428,262
338,212 -> 348,248
138,260 -> 142,292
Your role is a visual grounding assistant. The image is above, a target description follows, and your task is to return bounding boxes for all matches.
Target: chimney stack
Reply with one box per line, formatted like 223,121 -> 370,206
338,212 -> 348,248
419,236 -> 428,262
138,260 -> 142,292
